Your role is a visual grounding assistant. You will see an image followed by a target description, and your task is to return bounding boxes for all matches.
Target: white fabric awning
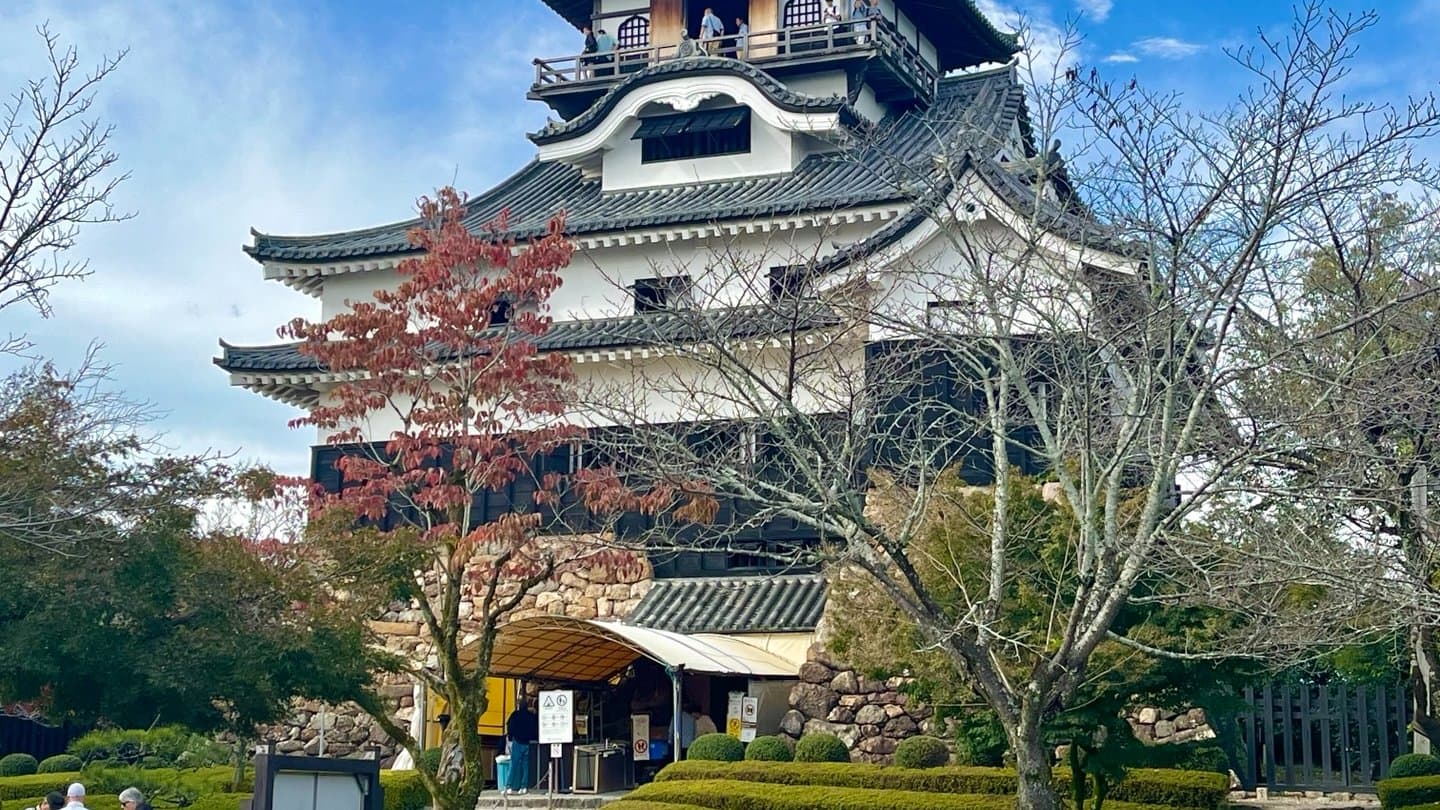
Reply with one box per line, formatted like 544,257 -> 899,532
461,615 -> 799,683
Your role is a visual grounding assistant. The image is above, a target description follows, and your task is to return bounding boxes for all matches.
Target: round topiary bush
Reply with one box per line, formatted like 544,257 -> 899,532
1390,753 -> 1440,779
688,733 -> 744,762
744,736 -> 793,762
38,754 -> 83,774
415,748 -> 443,774
0,753 -> 39,776
793,732 -> 849,763
894,736 -> 950,769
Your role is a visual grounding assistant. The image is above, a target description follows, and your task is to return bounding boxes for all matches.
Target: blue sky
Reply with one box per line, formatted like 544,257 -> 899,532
0,0 -> 1434,476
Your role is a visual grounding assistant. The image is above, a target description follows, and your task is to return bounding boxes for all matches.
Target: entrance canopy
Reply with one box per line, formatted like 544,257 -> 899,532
461,615 -> 798,683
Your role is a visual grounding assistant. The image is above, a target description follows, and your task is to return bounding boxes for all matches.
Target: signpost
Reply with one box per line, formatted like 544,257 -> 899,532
739,696 -> 759,742
631,714 -> 650,761
539,691 -> 573,806
726,692 -> 745,738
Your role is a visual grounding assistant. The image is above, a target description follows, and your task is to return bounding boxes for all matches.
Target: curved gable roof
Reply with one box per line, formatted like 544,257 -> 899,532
246,66 -> 1028,265
529,58 -> 855,146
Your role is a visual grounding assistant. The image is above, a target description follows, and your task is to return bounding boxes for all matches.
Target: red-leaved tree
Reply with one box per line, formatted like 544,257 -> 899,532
278,188 -> 634,810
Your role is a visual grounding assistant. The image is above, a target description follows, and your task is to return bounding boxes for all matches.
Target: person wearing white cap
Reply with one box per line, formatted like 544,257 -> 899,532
63,784 -> 89,810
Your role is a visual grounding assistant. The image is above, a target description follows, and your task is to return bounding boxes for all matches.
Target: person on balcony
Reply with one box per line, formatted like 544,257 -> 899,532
700,8 -> 724,55
735,17 -> 750,59
580,25 -> 598,78
850,0 -> 869,43
823,0 -> 843,32
596,28 -> 616,75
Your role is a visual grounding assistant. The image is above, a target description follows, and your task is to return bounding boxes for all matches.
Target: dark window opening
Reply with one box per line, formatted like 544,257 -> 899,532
489,299 -> 513,327
638,108 -> 751,163
769,265 -> 809,300
633,275 -> 694,313
782,0 -> 822,26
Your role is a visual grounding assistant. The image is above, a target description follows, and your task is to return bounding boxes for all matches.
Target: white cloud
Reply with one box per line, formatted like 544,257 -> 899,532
1075,0 -> 1113,22
1103,52 -> 1139,63
974,0 -> 1079,77
0,0 -> 567,475
1134,36 -> 1204,59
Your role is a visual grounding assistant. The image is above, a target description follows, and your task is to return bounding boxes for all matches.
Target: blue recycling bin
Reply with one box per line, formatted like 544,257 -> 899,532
495,754 -> 511,789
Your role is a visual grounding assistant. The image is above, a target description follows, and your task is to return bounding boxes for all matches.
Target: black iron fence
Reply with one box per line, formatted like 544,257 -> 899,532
1239,681 -> 1411,791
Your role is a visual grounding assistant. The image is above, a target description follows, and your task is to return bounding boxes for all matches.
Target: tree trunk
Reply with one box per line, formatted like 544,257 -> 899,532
1014,723 -> 1061,810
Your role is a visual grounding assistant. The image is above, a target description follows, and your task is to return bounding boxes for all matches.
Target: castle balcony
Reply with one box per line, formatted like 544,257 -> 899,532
530,18 -> 938,120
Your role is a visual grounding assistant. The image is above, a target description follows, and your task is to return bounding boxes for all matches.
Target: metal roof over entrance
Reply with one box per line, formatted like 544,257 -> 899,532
462,615 -> 799,683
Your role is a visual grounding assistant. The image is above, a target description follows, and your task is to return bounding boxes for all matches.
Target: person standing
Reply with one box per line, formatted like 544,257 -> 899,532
36,791 -> 63,810
595,28 -> 616,75
118,788 -> 144,810
850,0 -> 869,43
61,784 -> 88,810
699,7 -> 724,55
734,17 -> 750,59
822,0 -> 843,31
504,699 -> 539,796
580,25 -> 598,78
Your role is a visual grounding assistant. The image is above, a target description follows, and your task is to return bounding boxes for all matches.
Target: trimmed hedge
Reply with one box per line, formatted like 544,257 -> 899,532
379,769 -> 428,810
0,774 -> 77,800
631,778 -> 1184,810
743,738 -> 792,763
653,761 -> 1229,810
0,758 -> 37,778
893,737 -> 949,769
186,793 -> 251,810
1381,774 -> 1440,810
793,734 -> 848,763
605,803 -> 712,810
36,758 -> 82,776
1392,755 -> 1440,780
689,734 -> 745,763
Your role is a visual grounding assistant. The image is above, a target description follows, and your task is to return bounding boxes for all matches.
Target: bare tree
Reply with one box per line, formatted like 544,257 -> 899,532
573,6 -> 1440,808
1,24 -> 129,353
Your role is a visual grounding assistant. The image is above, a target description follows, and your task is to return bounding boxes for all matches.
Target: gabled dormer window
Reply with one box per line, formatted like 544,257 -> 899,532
488,298 -> 513,327
769,265 -> 809,300
633,276 -> 695,313
635,107 -> 752,163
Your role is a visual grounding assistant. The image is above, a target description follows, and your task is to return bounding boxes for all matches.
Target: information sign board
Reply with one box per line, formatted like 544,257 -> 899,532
538,690 -> 574,745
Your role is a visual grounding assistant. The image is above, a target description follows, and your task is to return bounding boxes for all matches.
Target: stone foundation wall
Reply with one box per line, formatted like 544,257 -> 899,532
258,541 -> 652,763
780,646 -> 936,763
1127,706 -> 1215,744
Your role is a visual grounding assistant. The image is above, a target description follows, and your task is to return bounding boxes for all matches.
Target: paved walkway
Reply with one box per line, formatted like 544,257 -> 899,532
475,790 -> 629,809
1227,790 -> 1380,810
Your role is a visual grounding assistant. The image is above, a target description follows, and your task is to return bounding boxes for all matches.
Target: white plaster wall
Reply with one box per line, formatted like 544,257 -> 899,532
917,31 -> 937,69
851,84 -> 885,123
600,108 -> 796,191
597,0 -> 638,14
784,70 -> 848,100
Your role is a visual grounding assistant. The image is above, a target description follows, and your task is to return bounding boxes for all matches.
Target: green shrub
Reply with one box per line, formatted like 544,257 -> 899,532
67,727 -> 202,768
894,737 -> 949,769
0,774 -> 76,800
654,761 -> 1229,810
186,793 -> 252,810
413,749 -> 442,775
1130,740 -> 1230,775
1105,768 -> 1230,810
688,734 -> 745,763
1392,755 -> 1440,780
605,803 -> 712,810
0,757 -> 38,778
380,769 -> 427,810
36,757 -> 82,775
1381,774 -> 1440,810
793,734 -> 849,763
631,778 -> 1177,810
743,737 -> 792,763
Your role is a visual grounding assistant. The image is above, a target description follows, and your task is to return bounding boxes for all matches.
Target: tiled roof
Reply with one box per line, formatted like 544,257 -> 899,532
215,301 -> 843,375
530,58 -> 855,145
245,65 -> 1028,264
625,575 -> 827,634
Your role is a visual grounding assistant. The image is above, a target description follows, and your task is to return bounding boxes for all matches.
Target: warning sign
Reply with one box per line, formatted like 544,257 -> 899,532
631,714 -> 650,761
726,692 -> 744,739
538,690 -> 573,745
740,697 -> 759,742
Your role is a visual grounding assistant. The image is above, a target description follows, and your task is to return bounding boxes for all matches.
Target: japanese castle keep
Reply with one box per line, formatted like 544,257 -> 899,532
217,0 -> 1135,768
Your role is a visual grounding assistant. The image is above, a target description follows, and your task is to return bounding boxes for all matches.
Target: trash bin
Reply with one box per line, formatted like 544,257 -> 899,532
495,754 -> 511,789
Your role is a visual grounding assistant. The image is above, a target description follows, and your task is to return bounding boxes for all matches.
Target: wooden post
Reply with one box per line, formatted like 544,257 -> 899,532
651,0 -> 684,48
749,0 -> 778,59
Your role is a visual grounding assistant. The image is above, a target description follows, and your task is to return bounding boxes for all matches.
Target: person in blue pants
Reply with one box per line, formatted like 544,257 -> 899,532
505,699 -> 538,795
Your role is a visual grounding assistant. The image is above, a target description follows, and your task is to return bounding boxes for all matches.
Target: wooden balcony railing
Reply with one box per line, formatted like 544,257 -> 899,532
532,18 -> 936,94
